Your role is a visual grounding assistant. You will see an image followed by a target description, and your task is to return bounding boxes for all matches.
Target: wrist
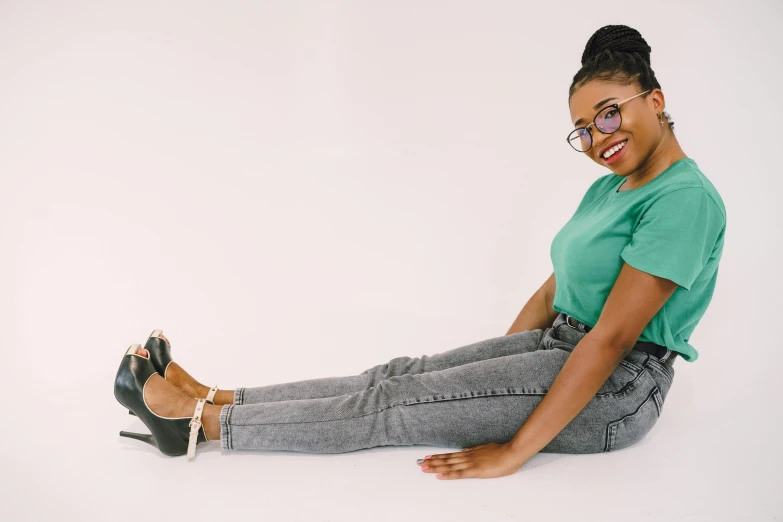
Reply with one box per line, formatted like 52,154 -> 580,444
507,436 -> 537,462
508,421 -> 546,458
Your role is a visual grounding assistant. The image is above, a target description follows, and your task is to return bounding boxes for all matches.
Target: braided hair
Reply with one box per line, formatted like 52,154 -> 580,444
569,25 -> 675,134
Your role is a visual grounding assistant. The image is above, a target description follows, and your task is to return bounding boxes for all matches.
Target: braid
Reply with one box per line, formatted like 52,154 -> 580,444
570,25 -> 675,134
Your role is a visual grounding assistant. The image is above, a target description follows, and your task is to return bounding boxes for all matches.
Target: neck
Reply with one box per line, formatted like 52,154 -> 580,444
623,132 -> 687,189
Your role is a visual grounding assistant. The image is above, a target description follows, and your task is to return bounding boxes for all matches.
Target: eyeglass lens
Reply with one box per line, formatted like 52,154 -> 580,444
568,106 -> 622,152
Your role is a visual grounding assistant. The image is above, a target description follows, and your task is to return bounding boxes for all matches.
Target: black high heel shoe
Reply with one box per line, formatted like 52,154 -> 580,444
115,343 -> 209,459
127,330 -> 219,417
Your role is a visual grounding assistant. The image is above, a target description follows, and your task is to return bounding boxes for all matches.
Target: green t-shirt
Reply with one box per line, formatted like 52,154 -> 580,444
549,158 -> 726,362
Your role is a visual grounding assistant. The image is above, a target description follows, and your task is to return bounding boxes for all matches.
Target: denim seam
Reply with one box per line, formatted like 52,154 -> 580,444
228,404 -> 234,449
225,380 -> 645,428
645,358 -> 674,386
220,404 -> 233,450
553,323 -> 564,340
604,384 -> 661,452
626,386 -> 662,420
223,392 -> 542,426
652,387 -> 663,413
619,359 -> 643,373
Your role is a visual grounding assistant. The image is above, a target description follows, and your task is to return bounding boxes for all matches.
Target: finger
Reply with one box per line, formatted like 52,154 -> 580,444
420,452 -> 470,466
420,456 -> 472,472
426,452 -> 449,460
429,447 -> 475,460
436,467 -> 475,480
429,447 -> 477,458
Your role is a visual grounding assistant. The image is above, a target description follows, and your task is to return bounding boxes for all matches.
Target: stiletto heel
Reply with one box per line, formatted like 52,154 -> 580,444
119,431 -> 154,445
115,344 -> 209,459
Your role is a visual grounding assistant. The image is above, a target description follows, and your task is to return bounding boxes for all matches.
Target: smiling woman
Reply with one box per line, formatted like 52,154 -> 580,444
555,25 -> 726,364
114,24 -> 726,481
566,26 -> 684,188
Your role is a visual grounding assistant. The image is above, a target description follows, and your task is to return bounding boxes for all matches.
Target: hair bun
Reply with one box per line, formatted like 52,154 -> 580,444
581,25 -> 652,67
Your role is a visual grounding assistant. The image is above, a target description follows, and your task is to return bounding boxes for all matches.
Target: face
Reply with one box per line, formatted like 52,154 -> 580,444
568,80 -> 665,175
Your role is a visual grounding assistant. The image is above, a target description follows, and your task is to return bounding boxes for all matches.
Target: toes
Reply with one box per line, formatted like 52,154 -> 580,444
136,347 -> 148,357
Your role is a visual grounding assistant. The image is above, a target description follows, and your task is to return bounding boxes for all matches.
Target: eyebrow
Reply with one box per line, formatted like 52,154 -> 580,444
573,97 -> 619,126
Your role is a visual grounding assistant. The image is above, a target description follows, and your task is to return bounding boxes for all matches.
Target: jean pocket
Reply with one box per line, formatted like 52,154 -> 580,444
645,358 -> 674,401
596,359 -> 643,397
605,386 -> 663,452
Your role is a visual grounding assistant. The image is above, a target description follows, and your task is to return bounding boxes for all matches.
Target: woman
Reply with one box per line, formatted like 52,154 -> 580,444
114,24 -> 726,479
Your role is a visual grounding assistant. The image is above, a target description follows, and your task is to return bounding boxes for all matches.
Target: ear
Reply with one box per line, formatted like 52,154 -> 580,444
650,88 -> 666,113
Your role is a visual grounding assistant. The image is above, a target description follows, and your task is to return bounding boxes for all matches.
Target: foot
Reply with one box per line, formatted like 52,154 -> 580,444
154,334 -> 214,399
135,346 -> 221,440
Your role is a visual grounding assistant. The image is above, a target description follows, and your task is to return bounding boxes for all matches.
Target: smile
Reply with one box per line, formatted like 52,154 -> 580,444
602,139 -> 628,164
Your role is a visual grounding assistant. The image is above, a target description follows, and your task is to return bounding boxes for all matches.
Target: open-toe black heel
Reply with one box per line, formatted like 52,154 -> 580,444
145,329 -> 174,378
114,344 -> 210,459
127,331 -> 219,416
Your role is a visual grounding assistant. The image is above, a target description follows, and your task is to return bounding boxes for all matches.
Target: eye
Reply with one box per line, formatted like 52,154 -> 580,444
603,108 -> 619,119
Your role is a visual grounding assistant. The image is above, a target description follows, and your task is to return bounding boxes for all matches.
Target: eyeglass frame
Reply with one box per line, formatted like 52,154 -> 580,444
566,89 -> 651,152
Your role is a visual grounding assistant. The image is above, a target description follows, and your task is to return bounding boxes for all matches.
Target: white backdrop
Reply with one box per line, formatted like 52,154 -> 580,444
1,1 -> 780,521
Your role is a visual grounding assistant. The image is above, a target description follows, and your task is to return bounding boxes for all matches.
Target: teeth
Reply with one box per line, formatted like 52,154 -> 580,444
603,140 -> 627,159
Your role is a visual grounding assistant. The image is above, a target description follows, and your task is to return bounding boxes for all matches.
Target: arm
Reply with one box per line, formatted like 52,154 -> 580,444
419,261 -> 679,479
506,271 -> 559,335
507,262 -> 678,461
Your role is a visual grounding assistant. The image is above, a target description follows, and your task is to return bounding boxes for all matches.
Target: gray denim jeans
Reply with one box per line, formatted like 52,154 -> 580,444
219,313 -> 675,454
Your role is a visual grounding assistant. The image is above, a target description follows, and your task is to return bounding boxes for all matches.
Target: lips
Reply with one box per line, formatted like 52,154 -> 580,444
599,138 -> 627,158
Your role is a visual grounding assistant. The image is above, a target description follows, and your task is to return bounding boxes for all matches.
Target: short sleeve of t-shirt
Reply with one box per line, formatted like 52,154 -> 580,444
620,187 -> 725,291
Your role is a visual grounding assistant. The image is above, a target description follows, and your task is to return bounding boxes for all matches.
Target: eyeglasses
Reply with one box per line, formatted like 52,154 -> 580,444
566,90 -> 651,152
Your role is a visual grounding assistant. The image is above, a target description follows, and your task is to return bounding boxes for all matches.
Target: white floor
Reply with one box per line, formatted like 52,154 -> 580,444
2,1 -> 780,521
4,317 -> 780,521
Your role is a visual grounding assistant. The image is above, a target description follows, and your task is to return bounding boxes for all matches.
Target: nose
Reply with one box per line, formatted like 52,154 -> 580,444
591,135 -> 606,155
591,132 -> 616,157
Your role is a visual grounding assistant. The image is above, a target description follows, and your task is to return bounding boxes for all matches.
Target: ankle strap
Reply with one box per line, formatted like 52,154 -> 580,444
187,399 -> 207,460
205,385 -> 218,404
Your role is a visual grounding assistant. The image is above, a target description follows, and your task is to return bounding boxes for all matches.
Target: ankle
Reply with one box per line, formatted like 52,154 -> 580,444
144,374 -> 195,418
214,390 -> 235,405
166,363 -> 208,398
203,404 -> 221,440
178,378 -> 210,401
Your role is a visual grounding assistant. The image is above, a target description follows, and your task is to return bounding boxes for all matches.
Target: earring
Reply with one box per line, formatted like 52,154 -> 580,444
658,113 -> 665,127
